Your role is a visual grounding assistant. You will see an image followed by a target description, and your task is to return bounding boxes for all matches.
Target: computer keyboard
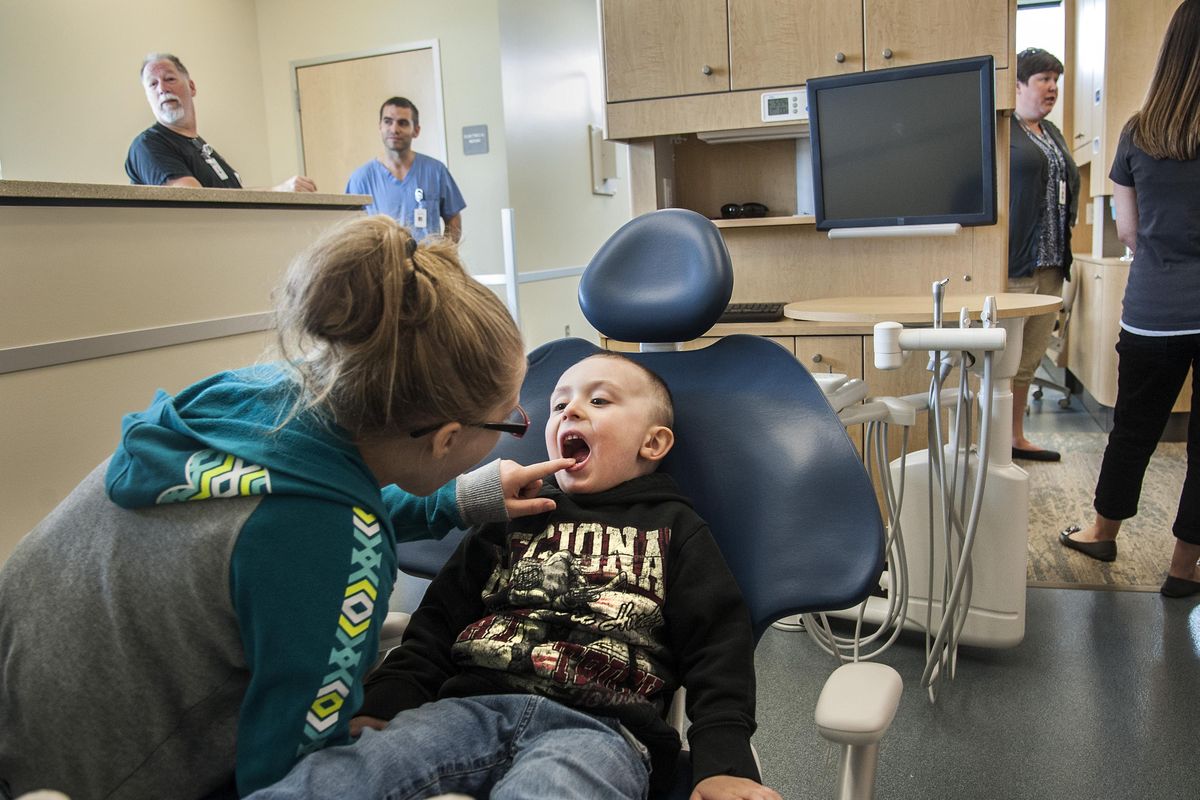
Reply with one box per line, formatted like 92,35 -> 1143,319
719,301 -> 786,323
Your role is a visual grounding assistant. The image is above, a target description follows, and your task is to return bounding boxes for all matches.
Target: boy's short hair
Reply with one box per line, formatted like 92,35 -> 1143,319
1017,47 -> 1064,83
588,352 -> 674,428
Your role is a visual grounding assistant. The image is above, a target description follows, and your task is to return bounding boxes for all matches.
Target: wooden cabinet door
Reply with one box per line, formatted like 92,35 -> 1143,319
1066,260 -> 1094,393
1092,260 -> 1128,406
795,334 -> 862,378
1067,260 -> 1105,401
1071,0 -> 1101,165
729,0 -> 864,90
863,0 -> 1011,71
602,0 -> 730,102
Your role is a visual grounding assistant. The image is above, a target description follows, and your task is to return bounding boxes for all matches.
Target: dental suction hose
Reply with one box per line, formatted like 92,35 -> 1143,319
920,344 -> 997,693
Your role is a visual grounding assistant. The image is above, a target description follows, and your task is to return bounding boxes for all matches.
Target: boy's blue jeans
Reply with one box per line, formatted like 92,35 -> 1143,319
249,694 -> 651,800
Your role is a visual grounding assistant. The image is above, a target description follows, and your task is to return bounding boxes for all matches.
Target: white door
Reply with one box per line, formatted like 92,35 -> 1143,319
294,45 -> 445,196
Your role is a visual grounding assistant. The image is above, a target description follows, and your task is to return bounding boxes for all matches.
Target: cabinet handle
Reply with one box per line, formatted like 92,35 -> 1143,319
701,64 -> 713,76
835,52 -> 846,63
1093,274 -> 1102,280
811,353 -> 824,364
882,48 -> 893,60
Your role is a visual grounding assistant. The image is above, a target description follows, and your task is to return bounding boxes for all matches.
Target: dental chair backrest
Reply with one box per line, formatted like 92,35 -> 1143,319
396,208 -> 885,639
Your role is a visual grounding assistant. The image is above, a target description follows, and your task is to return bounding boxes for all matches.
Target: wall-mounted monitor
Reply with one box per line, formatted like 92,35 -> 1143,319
807,55 -> 997,232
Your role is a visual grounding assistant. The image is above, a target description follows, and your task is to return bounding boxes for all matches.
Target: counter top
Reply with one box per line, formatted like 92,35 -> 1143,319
785,293 -> 1062,324
1072,254 -> 1132,267
0,179 -> 370,210
704,318 -> 873,336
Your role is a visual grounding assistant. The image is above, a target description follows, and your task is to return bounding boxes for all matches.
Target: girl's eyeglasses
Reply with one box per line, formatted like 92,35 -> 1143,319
409,404 -> 529,439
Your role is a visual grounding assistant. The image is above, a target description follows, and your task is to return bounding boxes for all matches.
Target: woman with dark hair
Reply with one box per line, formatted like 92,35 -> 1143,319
1058,0 -> 1200,598
1008,46 -> 1080,462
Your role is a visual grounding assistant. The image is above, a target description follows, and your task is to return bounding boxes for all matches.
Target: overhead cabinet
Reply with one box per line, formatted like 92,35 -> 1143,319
1068,0 -> 1182,195
728,0 -> 864,89
602,0 -> 729,102
601,0 -> 1015,140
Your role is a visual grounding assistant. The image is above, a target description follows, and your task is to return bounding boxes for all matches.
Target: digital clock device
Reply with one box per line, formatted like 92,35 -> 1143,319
760,90 -> 808,123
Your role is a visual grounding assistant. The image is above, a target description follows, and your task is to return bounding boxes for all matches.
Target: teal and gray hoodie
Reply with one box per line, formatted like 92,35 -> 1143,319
0,365 -> 503,799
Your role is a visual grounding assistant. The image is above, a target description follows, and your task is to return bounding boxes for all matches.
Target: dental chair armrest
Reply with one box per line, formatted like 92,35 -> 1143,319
379,611 -> 411,654
815,662 -> 903,746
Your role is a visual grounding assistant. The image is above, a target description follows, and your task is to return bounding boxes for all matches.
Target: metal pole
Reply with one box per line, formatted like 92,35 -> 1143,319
500,207 -> 521,324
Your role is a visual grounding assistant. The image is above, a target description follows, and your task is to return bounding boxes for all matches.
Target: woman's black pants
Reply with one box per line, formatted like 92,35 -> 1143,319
1094,329 -> 1200,545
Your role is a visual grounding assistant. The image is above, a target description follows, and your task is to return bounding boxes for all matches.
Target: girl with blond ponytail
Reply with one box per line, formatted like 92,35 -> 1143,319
0,216 -> 571,799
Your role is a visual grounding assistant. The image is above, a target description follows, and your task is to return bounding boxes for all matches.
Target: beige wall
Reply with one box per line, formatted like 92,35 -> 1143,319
0,0 -> 275,187
252,0 -> 513,279
0,0 -> 607,335
1,2 -> 622,559
1,334 -> 274,564
0,201 -> 363,563
497,0 -> 632,348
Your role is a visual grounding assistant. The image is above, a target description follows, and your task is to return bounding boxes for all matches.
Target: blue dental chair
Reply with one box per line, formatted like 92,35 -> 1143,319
394,208 -> 901,799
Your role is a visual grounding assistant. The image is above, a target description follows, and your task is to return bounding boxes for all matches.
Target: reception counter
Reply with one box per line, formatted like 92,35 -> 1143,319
0,181 -> 370,562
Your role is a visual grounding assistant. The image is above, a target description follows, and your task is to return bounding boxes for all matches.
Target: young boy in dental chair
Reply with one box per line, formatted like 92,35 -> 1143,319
251,353 -> 781,800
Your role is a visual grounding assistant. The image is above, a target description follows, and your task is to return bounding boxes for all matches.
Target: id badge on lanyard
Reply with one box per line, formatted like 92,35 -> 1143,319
205,157 -> 229,181
1058,179 -> 1067,207
413,187 -> 428,229
197,141 -> 229,181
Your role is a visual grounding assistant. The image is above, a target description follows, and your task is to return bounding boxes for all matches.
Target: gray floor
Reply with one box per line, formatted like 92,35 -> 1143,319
753,589 -> 1200,799
752,378 -> 1200,799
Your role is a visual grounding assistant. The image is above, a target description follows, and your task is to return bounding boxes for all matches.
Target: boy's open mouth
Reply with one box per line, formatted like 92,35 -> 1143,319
560,432 -> 591,471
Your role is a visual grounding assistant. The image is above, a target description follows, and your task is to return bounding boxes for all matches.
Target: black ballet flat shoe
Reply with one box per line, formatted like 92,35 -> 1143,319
1013,446 -> 1061,462
1160,575 -> 1200,598
1058,525 -> 1117,562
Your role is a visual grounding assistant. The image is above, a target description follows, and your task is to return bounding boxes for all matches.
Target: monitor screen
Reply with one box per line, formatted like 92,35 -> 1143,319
807,55 -> 997,231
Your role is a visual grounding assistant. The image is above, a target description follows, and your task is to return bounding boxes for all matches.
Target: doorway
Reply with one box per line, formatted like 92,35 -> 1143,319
293,43 -> 447,195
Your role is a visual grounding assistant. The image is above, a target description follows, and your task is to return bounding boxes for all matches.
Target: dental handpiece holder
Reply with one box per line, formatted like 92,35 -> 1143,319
871,293 -> 1028,659
872,321 -> 1007,370
802,289 -> 1033,700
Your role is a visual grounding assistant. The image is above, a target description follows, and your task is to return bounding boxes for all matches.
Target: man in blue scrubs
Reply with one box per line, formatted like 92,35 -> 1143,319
346,97 -> 465,242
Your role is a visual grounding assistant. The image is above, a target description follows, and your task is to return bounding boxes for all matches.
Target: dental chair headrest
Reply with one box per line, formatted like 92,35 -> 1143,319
579,209 -> 733,343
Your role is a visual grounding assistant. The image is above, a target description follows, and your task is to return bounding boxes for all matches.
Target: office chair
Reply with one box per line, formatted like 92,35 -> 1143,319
394,208 -> 901,800
1030,266 -> 1076,409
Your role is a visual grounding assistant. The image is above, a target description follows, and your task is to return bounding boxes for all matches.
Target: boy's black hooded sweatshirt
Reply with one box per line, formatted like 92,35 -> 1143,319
359,472 -> 760,792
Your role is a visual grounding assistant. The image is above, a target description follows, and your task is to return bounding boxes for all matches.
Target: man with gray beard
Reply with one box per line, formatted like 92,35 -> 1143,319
125,53 -> 315,192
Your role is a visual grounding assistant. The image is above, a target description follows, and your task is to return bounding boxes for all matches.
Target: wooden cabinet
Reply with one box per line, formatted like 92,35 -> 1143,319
1067,255 -> 1192,410
1066,258 -> 1115,403
601,0 -> 1016,140
729,0 -> 863,88
1070,0 -> 1105,167
1068,0 -> 1181,195
863,0 -> 1011,72
601,0 -> 729,102
795,335 -> 861,378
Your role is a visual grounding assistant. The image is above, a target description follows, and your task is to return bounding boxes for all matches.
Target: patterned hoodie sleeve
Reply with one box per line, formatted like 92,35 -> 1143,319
229,495 -> 396,795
